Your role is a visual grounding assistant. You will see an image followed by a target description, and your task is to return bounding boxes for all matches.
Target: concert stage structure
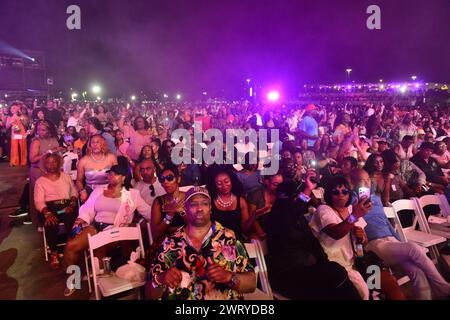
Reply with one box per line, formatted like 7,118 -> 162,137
0,50 -> 49,100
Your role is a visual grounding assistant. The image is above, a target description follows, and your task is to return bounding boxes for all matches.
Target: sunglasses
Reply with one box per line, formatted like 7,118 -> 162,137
158,174 -> 175,183
331,189 -> 350,196
149,185 -> 155,197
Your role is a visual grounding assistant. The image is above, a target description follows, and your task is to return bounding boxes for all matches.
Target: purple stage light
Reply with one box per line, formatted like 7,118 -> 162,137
267,91 -> 280,102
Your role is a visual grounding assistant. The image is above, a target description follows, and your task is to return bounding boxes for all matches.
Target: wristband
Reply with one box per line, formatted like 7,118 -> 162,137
347,214 -> 358,224
297,192 -> 311,203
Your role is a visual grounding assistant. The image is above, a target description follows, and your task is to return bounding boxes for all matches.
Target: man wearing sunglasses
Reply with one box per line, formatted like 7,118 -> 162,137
133,159 -> 166,207
146,186 -> 256,300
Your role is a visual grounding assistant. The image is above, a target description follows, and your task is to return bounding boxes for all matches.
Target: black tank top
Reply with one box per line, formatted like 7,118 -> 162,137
211,197 -> 242,239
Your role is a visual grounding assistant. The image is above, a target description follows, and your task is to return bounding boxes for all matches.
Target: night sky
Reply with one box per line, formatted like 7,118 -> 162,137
0,0 -> 449,98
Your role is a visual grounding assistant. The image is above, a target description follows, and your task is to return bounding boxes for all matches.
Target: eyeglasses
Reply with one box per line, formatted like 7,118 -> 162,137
149,185 -> 155,197
158,174 -> 175,183
331,189 -> 350,196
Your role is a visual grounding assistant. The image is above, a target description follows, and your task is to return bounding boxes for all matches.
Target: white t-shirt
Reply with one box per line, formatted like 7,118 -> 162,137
309,204 -> 367,269
133,180 -> 166,207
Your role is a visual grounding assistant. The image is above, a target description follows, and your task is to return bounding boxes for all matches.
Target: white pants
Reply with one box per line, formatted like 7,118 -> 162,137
367,237 -> 450,300
346,267 -> 370,300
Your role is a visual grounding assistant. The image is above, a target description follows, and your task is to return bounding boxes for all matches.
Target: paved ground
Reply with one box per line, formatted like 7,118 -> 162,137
0,163 -> 90,300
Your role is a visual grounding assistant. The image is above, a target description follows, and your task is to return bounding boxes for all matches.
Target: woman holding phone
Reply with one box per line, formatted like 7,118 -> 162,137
309,176 -> 373,299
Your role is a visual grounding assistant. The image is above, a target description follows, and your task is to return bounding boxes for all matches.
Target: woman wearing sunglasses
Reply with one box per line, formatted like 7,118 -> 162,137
150,163 -> 187,240
309,176 -> 373,300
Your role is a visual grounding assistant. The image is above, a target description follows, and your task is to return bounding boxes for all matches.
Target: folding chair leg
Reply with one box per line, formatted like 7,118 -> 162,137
43,227 -> 49,261
84,251 -> 92,293
430,246 -> 441,263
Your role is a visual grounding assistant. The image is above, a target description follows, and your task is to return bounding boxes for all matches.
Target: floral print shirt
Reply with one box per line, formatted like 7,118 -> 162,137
149,221 -> 254,300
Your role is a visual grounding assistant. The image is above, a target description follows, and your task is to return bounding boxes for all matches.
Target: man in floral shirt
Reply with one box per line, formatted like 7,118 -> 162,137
146,186 -> 256,300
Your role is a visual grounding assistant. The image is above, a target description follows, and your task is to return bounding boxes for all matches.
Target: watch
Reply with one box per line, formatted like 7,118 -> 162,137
228,272 -> 239,289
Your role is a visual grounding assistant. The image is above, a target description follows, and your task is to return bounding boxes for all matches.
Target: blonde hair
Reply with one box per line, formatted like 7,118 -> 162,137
87,134 -> 109,156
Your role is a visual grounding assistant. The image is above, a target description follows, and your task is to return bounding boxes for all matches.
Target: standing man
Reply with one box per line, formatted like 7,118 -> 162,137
45,100 -> 63,129
146,186 -> 256,300
297,104 -> 319,149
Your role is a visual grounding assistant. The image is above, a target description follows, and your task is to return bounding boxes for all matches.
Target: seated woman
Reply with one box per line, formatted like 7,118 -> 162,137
431,140 -> 450,169
246,173 -> 283,240
309,176 -> 404,300
309,176 -> 372,299
363,154 -> 389,206
266,172 -> 361,300
34,154 -> 78,267
150,164 -> 187,242
76,134 -> 118,202
381,149 -> 425,201
206,165 -> 251,240
63,163 -> 151,296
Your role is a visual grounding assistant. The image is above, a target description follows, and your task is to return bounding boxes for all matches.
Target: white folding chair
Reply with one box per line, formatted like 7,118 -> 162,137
382,207 -> 411,286
391,199 -> 446,261
437,194 -> 450,218
414,195 -> 450,239
250,239 -> 290,300
243,241 -> 273,300
88,226 -> 146,300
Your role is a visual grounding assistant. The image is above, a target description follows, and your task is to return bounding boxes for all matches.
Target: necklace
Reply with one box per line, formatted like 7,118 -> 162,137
90,153 -> 105,163
216,194 -> 235,208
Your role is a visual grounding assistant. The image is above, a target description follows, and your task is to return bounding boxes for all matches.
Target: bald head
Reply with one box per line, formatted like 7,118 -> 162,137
139,159 -> 156,183
349,168 -> 371,189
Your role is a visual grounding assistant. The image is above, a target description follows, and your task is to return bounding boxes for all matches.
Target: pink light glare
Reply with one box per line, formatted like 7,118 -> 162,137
267,90 -> 280,102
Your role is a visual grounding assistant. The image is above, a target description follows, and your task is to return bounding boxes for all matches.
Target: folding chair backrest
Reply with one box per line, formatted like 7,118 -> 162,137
391,199 -> 420,231
244,241 -> 273,300
416,194 -> 447,218
437,194 -> 450,218
88,227 -> 145,300
384,207 -> 407,242
414,195 -> 444,233
88,227 -> 145,254
253,239 -> 273,298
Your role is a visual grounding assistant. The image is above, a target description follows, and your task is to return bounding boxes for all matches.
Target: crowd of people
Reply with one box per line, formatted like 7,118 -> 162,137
0,96 -> 449,300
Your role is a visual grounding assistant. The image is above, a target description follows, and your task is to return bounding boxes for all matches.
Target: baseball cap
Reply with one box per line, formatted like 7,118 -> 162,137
185,186 -> 211,203
419,142 -> 435,151
305,104 -> 317,112
106,165 -> 129,176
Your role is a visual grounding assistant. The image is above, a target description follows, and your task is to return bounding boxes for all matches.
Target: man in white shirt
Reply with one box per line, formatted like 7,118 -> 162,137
133,159 -> 166,207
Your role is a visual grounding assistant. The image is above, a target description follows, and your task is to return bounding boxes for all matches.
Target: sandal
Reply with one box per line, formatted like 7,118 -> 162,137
50,254 -> 60,267
64,287 -> 76,297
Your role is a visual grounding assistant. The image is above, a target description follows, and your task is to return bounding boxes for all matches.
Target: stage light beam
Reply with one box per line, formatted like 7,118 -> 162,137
92,85 -> 101,94
267,91 -> 280,102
